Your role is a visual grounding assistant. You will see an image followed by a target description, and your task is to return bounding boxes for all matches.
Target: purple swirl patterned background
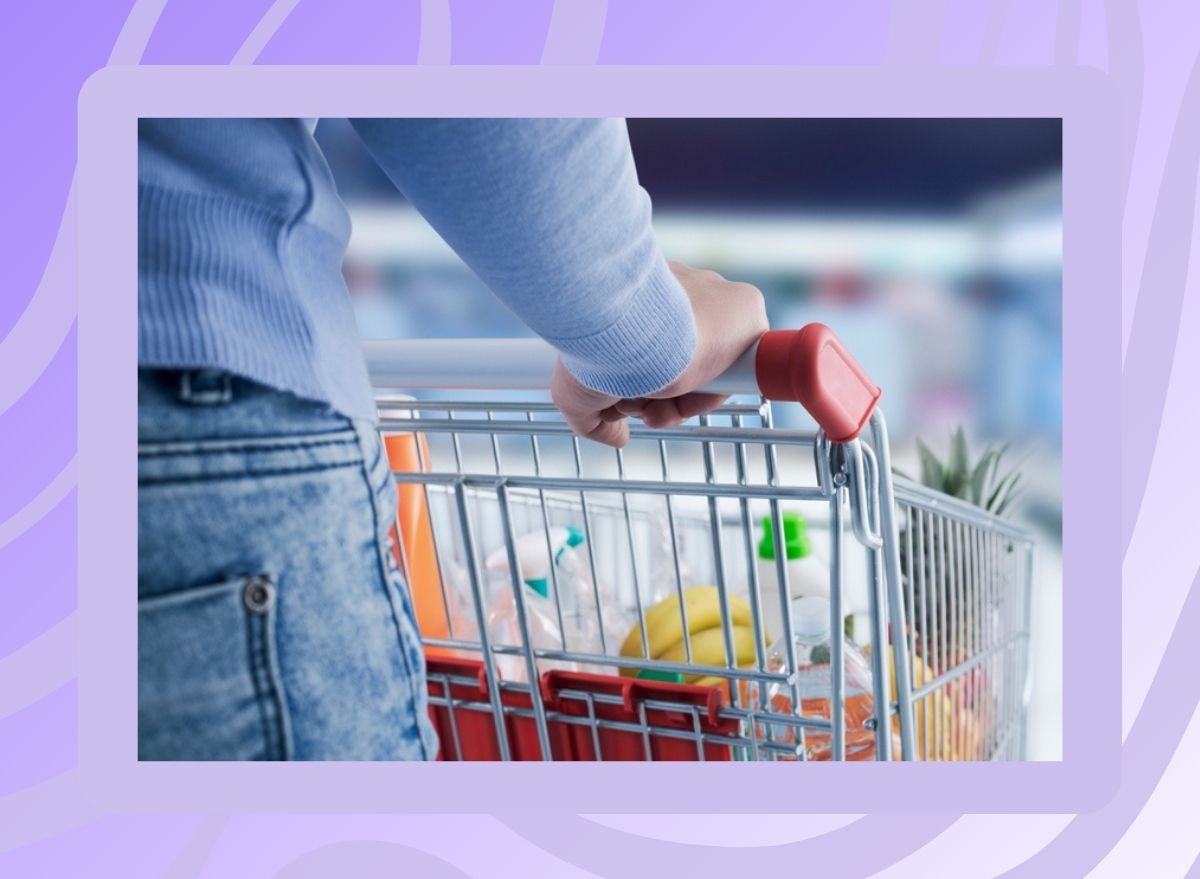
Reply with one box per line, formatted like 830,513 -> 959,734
2,0 -> 1199,875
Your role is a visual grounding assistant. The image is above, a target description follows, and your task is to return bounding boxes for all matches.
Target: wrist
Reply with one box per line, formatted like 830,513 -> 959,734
547,255 -> 696,398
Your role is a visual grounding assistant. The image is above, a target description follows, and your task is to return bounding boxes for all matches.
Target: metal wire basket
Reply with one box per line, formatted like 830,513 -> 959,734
365,326 -> 1035,761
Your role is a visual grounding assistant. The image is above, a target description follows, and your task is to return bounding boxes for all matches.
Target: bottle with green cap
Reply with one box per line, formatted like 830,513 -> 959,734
755,512 -> 830,646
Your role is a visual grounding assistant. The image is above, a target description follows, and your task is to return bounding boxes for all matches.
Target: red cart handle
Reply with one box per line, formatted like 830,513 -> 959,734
754,324 -> 881,442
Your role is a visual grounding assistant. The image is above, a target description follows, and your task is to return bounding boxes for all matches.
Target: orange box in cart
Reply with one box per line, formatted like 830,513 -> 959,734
384,431 -> 453,655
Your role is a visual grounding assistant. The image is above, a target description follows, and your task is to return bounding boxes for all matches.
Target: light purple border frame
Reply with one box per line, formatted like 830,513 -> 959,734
77,65 -> 1112,814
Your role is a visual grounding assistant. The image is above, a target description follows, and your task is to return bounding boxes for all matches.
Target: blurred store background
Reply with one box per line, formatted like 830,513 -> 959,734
318,118 -> 1063,759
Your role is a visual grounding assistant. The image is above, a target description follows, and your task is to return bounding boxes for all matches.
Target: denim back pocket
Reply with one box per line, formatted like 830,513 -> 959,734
138,574 -> 291,760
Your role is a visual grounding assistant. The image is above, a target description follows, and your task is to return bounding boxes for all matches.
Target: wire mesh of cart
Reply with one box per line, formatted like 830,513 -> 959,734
365,325 -> 1035,762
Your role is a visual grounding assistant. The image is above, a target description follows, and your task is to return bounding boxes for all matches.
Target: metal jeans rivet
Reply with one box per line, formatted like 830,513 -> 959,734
243,576 -> 276,614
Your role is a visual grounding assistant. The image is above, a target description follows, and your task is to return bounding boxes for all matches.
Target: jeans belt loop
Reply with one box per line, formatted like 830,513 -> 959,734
178,369 -> 234,406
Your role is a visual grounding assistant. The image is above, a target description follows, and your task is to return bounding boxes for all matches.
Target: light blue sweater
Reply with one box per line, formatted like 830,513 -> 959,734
138,118 -> 696,421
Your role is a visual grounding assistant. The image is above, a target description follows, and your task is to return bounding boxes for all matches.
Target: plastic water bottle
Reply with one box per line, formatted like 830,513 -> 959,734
758,596 -> 879,761
484,526 -> 612,680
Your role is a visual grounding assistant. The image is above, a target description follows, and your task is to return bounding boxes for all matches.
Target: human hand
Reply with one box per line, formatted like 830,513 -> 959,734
550,261 -> 768,447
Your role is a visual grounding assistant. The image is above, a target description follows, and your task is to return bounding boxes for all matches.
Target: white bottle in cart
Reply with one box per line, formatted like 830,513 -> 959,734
761,596 -> 877,760
755,513 -> 829,644
487,527 -> 585,596
484,526 -> 607,681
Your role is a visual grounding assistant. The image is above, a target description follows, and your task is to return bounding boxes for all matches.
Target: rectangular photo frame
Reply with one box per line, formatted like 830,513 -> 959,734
77,64 -> 1117,813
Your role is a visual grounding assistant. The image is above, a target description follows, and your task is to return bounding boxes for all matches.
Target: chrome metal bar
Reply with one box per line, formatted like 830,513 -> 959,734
571,434 -> 610,656
390,470 -> 828,502
893,478 -> 1032,540
859,440 -> 891,761
584,692 -> 602,761
970,525 -> 982,760
765,435 -> 802,757
526,415 -> 570,652
916,509 -> 931,759
451,481 -> 511,761
485,410 -> 503,473
987,535 -> 997,758
410,429 -> 458,642
448,410 -> 465,473
733,414 -> 769,669
378,417 -> 820,448
438,675 -> 464,761
867,546 -> 891,761
699,415 -> 739,690
843,441 -> 883,549
902,504 -> 916,693
379,398 -> 769,416
830,487 -> 846,761
928,511 -> 942,759
638,701 -> 654,760
363,336 -> 762,395
868,411 -> 915,761
949,518 -> 961,760
495,483 -> 554,759
660,441 -> 693,666
615,447 -> 651,667
473,643 -> 788,681
691,705 -> 707,761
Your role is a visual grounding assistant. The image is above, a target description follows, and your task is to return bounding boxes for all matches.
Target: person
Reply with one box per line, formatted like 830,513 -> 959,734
137,118 -> 767,760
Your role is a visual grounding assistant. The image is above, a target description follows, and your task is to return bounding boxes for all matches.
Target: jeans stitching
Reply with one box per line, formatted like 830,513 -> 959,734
138,435 -> 358,457
138,576 -> 244,609
138,460 -> 360,487
360,428 -> 431,761
245,611 -> 278,760
262,599 -> 293,760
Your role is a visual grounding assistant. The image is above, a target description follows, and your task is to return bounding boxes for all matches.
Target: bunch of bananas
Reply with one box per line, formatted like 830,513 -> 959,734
619,586 -> 767,683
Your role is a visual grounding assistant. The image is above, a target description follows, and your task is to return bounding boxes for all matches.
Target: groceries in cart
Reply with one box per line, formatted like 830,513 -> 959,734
483,525 -> 628,682
372,325 -> 1036,761
753,596 -> 883,761
617,586 -> 765,686
863,643 -> 980,761
384,430 -> 461,657
754,512 -> 830,643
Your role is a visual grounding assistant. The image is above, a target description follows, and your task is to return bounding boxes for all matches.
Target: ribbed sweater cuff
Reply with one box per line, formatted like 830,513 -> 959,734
547,256 -> 696,398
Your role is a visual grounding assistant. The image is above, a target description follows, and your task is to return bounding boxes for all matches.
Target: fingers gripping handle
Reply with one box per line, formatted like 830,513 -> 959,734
754,324 -> 881,442
362,323 -> 881,440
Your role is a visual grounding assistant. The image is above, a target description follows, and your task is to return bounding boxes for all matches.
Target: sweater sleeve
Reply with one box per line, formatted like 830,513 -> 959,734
348,118 -> 696,398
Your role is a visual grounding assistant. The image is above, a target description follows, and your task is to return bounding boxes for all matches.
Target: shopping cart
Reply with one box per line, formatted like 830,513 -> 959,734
364,325 -> 1035,762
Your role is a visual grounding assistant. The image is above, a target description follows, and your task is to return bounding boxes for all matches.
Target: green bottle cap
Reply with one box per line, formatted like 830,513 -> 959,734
758,512 -> 812,561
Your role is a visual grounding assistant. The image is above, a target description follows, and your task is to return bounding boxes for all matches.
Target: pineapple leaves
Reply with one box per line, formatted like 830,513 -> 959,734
946,427 -> 970,498
916,439 -> 944,491
969,450 -> 996,507
988,470 -> 1022,516
902,429 -> 1023,518
970,441 -> 1009,508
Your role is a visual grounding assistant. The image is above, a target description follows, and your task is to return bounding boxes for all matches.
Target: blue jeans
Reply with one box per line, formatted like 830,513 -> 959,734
137,369 -> 437,760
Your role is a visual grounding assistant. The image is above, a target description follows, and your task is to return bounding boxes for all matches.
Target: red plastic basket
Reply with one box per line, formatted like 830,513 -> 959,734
424,654 -> 739,761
